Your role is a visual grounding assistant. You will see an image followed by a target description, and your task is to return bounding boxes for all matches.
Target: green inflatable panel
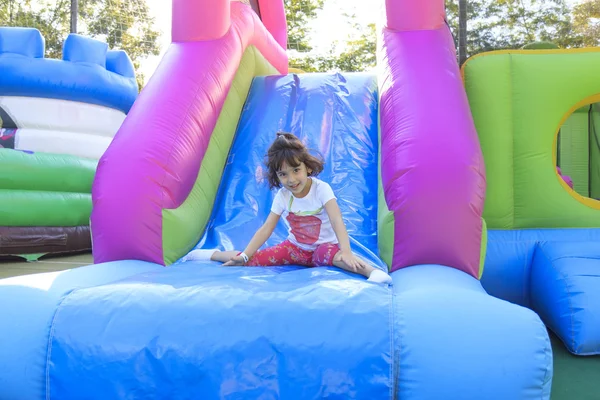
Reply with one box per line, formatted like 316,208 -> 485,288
463,48 -> 600,229
0,150 -> 96,227
0,189 -> 91,226
0,149 -> 97,193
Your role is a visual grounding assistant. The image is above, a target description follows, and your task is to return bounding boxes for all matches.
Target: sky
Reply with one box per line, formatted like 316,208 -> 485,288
138,0 -> 586,83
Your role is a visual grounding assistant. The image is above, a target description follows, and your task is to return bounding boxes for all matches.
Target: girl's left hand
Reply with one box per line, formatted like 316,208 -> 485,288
223,255 -> 245,266
338,251 -> 371,273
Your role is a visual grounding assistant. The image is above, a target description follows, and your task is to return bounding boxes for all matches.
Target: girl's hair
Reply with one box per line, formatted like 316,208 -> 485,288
265,132 -> 324,189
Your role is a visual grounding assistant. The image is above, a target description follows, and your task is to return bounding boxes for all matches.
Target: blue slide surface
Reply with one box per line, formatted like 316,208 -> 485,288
196,72 -> 386,269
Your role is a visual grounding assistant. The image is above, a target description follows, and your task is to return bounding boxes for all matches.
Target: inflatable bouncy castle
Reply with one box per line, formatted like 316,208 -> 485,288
0,1 -> 567,399
0,27 -> 137,258
464,49 -> 600,357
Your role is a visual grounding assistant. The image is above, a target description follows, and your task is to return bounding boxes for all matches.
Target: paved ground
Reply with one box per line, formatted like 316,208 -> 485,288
0,252 -> 93,279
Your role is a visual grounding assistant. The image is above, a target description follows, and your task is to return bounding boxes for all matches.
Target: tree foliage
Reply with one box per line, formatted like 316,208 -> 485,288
572,0 -> 600,47
445,0 -> 600,57
288,0 -> 600,73
284,0 -> 324,52
287,6 -> 376,73
0,0 -> 160,89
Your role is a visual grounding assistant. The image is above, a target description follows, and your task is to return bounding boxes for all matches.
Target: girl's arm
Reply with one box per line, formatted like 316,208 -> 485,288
324,199 -> 371,271
223,212 -> 281,265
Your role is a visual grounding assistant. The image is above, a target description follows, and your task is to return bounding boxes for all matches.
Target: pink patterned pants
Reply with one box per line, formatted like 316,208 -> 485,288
247,240 -> 340,267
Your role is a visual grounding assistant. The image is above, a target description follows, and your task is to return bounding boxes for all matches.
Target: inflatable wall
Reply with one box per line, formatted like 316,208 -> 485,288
464,49 -> 600,356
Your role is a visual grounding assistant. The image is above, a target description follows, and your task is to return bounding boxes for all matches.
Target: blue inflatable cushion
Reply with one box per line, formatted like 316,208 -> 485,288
107,50 -> 135,78
62,33 -> 108,67
0,27 -> 44,58
483,228 -> 600,308
531,241 -> 600,355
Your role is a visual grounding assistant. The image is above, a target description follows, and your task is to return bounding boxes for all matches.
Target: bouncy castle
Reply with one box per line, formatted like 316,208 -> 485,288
0,28 -> 138,257
3,0 -> 599,398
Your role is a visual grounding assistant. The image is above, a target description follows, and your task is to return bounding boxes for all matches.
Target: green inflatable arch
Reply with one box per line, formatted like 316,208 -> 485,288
463,48 -> 600,229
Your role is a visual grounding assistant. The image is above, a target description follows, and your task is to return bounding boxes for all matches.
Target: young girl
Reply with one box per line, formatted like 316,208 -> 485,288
184,132 -> 392,284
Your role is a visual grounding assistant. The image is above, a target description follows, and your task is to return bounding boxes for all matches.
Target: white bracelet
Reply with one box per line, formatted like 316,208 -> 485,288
238,252 -> 249,264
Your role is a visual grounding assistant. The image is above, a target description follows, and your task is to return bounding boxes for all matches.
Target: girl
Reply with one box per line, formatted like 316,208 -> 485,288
184,132 -> 392,284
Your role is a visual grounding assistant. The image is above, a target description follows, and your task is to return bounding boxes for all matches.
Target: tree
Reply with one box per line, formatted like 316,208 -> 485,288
330,22 -> 376,72
79,0 -> 161,87
458,0 -> 467,65
284,0 -> 324,52
0,0 -> 160,89
572,0 -> 600,47
284,0 -> 375,73
445,0 -> 575,58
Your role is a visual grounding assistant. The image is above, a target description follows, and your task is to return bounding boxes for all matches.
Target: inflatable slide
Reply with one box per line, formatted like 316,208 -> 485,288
0,1 -> 554,399
0,27 -> 137,258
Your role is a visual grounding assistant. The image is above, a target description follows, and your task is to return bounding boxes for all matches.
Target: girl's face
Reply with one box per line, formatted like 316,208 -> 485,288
276,160 -> 312,197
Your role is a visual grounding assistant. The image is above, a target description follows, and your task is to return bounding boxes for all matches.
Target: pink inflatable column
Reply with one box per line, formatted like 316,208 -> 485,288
172,0 -> 230,42
379,0 -> 486,278
385,0 -> 445,31
258,0 -> 287,50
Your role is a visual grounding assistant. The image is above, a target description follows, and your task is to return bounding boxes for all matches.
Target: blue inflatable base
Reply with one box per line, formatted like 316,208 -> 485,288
49,263 -> 393,399
0,262 -> 553,400
484,229 -> 600,356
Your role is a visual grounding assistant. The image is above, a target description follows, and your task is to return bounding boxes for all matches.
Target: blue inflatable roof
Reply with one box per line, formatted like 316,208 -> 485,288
0,28 -> 138,113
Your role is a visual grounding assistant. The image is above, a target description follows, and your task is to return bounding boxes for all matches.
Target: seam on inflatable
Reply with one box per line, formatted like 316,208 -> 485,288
540,320 -> 553,400
382,29 -> 399,270
524,243 -> 534,306
551,255 -> 600,261
509,54 -> 516,228
535,245 -> 576,351
393,291 -> 403,399
45,288 -> 77,400
196,178 -> 211,212
388,284 -> 394,400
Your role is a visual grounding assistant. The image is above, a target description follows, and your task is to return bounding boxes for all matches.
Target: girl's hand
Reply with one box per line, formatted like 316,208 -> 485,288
223,255 -> 246,266
338,251 -> 371,273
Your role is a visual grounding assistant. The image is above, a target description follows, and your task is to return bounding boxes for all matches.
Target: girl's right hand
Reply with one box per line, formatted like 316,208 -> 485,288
223,255 -> 246,266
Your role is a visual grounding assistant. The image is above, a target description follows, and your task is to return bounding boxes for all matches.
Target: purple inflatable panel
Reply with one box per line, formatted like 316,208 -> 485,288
378,23 -> 486,277
91,3 -> 287,264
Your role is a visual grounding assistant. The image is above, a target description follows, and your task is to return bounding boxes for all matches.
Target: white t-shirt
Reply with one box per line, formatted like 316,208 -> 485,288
271,178 -> 338,251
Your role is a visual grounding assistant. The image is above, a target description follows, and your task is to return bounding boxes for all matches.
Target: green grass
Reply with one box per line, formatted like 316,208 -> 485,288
551,331 -> 600,399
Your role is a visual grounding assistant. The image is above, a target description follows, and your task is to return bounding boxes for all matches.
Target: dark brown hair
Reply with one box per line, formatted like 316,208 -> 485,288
265,132 -> 324,189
